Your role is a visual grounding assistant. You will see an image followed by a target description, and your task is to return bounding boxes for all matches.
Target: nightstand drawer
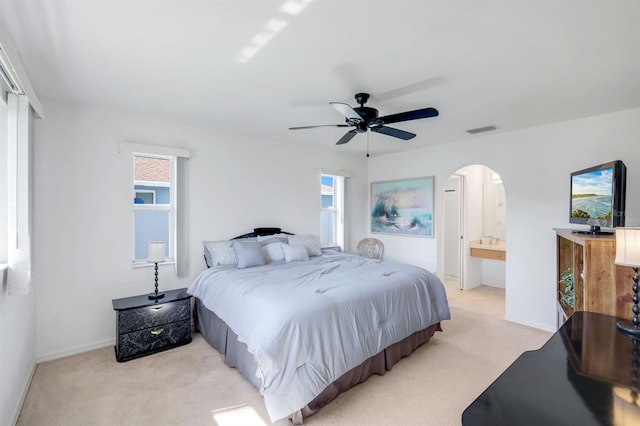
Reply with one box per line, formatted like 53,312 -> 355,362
116,319 -> 191,362
118,298 -> 190,334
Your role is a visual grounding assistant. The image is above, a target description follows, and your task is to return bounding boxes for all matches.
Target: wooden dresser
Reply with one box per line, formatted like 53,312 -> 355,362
554,228 -> 631,327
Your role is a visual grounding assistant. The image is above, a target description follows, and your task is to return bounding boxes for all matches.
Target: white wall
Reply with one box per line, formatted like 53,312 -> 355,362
0,286 -> 35,426
32,100 -> 368,360
369,107 -> 640,331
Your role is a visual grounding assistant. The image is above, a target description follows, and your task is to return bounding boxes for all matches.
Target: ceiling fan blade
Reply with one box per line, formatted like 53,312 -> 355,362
371,125 -> 416,140
289,124 -> 351,130
378,107 -> 439,125
330,102 -> 362,120
336,129 -> 358,145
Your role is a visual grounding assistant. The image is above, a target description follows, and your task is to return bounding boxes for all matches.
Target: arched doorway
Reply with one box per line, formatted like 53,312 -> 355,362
442,164 -> 506,316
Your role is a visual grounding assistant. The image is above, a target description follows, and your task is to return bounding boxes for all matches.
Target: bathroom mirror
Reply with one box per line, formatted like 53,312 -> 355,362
483,183 -> 506,241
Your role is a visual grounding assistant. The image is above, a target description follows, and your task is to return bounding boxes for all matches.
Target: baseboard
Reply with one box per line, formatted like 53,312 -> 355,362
11,358 -> 36,426
503,314 -> 556,333
37,337 -> 115,363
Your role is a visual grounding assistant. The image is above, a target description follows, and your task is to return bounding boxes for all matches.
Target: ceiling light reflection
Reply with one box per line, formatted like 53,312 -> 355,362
281,0 -> 313,16
235,1 -> 313,63
235,19 -> 288,63
266,18 -> 287,32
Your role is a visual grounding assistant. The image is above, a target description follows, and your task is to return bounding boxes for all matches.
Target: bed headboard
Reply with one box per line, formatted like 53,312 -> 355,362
231,227 -> 293,239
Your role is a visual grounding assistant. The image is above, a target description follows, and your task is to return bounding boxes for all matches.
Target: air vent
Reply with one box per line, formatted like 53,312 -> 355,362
466,125 -> 497,135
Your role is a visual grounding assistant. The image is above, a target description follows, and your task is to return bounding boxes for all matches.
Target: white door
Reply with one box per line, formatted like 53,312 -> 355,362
443,175 -> 464,289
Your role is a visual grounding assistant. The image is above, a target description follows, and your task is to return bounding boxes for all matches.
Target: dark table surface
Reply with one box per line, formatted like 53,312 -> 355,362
112,287 -> 190,310
462,311 -> 640,426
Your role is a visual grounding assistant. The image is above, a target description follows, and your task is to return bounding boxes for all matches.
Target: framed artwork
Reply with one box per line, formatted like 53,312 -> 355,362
370,176 -> 434,237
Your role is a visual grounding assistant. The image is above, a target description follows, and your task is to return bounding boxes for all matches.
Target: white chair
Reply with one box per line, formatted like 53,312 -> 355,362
357,238 -> 384,260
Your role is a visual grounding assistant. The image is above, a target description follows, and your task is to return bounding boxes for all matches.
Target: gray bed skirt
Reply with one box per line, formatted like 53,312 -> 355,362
194,297 -> 441,423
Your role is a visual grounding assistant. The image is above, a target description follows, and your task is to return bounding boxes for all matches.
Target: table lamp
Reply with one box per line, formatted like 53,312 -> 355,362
615,228 -> 640,337
147,241 -> 166,300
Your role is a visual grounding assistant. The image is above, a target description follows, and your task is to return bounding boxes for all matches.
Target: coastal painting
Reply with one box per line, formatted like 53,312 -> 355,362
371,176 -> 434,237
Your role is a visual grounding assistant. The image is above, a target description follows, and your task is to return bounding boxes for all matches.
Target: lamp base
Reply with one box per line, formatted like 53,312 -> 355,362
616,319 -> 640,337
148,292 -> 165,300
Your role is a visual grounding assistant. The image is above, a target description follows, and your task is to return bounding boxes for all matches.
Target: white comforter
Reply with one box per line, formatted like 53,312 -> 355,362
188,251 -> 450,421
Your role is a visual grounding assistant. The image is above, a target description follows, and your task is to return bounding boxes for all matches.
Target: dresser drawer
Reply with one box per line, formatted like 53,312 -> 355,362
117,298 -> 191,334
116,319 -> 191,362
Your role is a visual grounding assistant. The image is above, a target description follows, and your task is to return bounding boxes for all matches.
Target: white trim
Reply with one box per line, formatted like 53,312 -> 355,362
118,142 -> 191,158
0,25 -> 43,118
175,157 -> 187,277
319,168 -> 351,178
10,357 -> 36,426
135,180 -> 170,188
131,260 -> 175,268
37,338 -> 115,363
133,204 -> 170,212
0,95 -> 7,264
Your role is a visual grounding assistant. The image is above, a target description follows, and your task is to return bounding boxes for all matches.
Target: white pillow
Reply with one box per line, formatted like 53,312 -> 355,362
262,242 -> 286,262
203,240 -> 237,267
258,236 -> 288,247
288,234 -> 322,257
203,237 -> 256,267
233,240 -> 266,269
282,244 -> 310,262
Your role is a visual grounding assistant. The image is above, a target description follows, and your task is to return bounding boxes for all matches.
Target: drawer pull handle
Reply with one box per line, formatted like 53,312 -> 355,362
150,328 -> 164,336
151,306 -> 163,311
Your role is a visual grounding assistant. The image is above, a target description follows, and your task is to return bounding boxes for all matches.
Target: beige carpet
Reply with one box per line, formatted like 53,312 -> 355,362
16,282 -> 551,426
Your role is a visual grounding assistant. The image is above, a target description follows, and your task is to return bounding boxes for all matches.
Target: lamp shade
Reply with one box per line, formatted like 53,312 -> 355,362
147,241 -> 166,263
615,228 -> 640,267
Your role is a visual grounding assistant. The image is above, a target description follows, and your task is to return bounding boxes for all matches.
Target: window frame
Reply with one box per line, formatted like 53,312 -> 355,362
320,173 -> 345,249
131,152 -> 176,267
134,189 -> 156,204
0,94 -> 7,266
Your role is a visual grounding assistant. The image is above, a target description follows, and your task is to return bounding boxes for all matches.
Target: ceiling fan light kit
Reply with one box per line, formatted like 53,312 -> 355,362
289,92 -> 439,146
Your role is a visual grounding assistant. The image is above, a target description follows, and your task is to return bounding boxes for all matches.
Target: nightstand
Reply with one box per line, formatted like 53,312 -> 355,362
112,288 -> 192,362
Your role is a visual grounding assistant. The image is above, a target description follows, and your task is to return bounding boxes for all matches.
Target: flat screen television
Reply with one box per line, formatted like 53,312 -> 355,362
570,160 -> 626,234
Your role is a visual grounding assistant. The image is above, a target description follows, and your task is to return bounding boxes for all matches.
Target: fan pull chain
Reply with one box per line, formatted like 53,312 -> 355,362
366,132 -> 370,158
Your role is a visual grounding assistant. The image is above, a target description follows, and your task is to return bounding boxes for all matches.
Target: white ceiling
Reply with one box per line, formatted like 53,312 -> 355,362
1,0 -> 639,156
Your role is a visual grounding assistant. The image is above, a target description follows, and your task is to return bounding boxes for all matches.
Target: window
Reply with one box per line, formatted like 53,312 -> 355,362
321,175 -> 336,246
3,94 -> 34,294
320,173 -> 345,248
120,142 -> 189,274
0,95 -> 7,266
132,154 -> 174,264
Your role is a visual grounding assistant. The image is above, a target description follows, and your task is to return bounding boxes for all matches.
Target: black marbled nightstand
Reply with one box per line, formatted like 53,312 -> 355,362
112,288 -> 192,362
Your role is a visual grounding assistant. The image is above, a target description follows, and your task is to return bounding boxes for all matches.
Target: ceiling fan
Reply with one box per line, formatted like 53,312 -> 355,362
289,92 -> 439,145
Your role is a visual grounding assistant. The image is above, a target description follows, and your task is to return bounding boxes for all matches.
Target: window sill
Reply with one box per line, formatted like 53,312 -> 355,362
131,261 -> 175,269
0,263 -> 8,272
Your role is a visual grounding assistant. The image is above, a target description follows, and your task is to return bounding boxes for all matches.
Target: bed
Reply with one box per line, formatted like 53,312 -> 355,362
188,228 -> 450,423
